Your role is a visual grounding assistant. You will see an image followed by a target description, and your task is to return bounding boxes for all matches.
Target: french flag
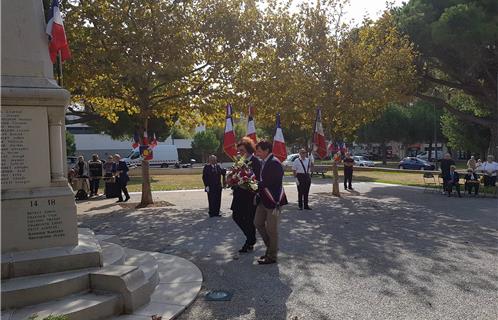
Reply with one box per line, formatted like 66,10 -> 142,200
246,105 -> 257,143
143,130 -> 149,146
150,133 -> 158,148
312,108 -> 327,159
272,113 -> 287,162
46,0 -> 71,64
223,104 -> 237,159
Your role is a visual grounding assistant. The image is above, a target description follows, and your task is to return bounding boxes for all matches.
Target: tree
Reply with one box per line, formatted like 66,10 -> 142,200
441,113 -> 491,158
356,106 -> 409,164
192,130 -> 220,163
66,131 -> 76,156
404,101 -> 444,160
395,0 -> 498,158
233,3 -> 416,139
63,0 -> 260,205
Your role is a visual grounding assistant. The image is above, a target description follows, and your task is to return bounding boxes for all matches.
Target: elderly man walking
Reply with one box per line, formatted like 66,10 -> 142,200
202,155 -> 226,217
292,148 -> 312,210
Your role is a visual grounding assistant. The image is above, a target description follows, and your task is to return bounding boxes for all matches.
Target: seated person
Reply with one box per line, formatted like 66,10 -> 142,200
478,155 -> 498,187
445,165 -> 461,197
464,169 -> 479,195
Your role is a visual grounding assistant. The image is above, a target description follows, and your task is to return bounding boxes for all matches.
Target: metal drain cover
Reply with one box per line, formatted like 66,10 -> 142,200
205,290 -> 233,301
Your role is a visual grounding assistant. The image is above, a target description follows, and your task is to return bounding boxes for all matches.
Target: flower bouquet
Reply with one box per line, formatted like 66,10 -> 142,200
226,156 -> 258,192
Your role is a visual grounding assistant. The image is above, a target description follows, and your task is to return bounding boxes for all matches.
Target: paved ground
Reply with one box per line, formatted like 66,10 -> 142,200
77,182 -> 498,320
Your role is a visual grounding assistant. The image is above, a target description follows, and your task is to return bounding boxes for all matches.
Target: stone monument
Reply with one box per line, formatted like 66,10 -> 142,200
1,2 -> 202,319
1,0 -> 102,279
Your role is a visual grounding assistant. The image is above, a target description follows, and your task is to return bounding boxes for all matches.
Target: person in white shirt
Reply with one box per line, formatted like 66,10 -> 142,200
292,148 -> 312,210
478,155 -> 498,187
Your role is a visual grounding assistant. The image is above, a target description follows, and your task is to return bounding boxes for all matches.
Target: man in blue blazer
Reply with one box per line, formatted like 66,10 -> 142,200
254,140 -> 288,264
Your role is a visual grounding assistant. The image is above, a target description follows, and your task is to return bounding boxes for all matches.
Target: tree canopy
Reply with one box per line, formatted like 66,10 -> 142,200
395,0 -> 498,157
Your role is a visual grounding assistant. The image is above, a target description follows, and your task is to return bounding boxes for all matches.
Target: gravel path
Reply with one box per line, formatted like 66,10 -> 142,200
77,182 -> 498,320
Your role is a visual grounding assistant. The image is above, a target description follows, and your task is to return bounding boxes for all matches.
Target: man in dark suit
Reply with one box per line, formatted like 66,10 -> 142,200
464,168 -> 480,196
113,154 -> 130,202
202,155 -> 226,217
446,165 -> 461,197
254,140 -> 288,264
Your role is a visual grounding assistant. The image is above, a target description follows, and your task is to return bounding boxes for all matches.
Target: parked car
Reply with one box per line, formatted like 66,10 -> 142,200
416,151 -> 442,161
282,153 -> 299,168
353,156 -> 375,167
180,159 -> 196,168
398,157 -> 435,170
123,145 -> 179,168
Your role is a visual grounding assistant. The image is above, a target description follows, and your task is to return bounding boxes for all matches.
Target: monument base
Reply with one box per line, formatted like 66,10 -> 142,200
1,229 -> 102,279
0,229 -> 203,320
1,186 -> 79,253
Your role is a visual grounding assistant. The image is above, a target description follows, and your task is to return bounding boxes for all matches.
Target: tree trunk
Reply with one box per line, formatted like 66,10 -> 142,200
488,124 -> 498,159
332,161 -> 340,197
140,159 -> 153,206
139,117 -> 153,207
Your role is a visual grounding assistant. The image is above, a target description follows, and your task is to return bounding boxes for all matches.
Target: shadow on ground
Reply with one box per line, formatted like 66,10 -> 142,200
78,184 -> 498,319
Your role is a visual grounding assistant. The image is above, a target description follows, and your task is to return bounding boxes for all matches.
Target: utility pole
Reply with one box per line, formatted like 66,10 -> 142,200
434,102 -> 438,169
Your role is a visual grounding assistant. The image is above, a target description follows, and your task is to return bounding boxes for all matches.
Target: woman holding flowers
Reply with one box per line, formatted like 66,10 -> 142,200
228,137 -> 261,253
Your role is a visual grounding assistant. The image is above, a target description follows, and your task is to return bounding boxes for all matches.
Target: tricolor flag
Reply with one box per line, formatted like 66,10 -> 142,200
223,104 -> 237,159
132,131 -> 140,149
246,105 -> 257,143
272,113 -> 287,162
312,108 -> 327,159
143,130 -> 149,146
150,133 -> 158,148
46,0 -> 71,64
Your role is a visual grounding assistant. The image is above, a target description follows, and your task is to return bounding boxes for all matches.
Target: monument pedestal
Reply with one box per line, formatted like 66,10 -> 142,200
1,2 -> 203,319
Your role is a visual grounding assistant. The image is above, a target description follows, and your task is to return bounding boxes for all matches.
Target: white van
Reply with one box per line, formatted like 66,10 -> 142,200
123,145 -> 179,168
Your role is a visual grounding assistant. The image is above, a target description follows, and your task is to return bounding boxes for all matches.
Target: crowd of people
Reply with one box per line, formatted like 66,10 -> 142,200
201,138 -> 360,265
69,154 -> 130,202
202,138 -> 287,265
440,153 -> 497,197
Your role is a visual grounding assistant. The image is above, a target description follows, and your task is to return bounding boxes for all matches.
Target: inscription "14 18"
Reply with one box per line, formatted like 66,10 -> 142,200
30,199 -> 56,207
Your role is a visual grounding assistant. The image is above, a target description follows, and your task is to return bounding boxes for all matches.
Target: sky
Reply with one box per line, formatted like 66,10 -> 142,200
343,0 -> 405,24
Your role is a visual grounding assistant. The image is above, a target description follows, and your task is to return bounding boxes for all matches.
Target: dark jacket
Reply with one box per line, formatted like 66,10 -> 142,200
113,161 -> 130,184
202,164 -> 226,189
464,173 -> 479,182
445,171 -> 460,184
231,155 -> 262,212
258,154 -> 288,209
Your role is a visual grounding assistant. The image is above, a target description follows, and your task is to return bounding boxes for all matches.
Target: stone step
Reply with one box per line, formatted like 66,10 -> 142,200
101,241 -> 125,266
124,249 -> 159,285
1,268 -> 96,309
2,291 -> 122,320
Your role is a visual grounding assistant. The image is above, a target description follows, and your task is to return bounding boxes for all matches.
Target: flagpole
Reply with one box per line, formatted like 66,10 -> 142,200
56,51 -> 63,87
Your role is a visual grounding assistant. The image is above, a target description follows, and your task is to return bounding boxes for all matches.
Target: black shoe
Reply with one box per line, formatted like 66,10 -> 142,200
116,199 -> 124,203
298,207 -> 303,210
304,206 -> 312,210
124,196 -> 130,202
348,186 -> 353,190
344,186 -> 348,190
238,245 -> 254,253
258,257 -> 277,265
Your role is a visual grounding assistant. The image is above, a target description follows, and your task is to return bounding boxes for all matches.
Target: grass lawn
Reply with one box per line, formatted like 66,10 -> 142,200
127,175 -> 204,192
128,170 -> 430,192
